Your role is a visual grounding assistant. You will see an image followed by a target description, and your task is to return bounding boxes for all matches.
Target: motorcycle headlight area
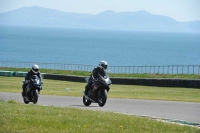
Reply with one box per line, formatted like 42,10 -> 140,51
94,86 -> 98,89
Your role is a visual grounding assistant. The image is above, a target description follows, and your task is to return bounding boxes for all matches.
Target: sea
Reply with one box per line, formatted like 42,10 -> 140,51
0,25 -> 200,67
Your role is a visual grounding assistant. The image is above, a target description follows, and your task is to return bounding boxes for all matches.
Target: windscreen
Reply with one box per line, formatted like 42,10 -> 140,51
31,75 -> 39,82
98,70 -> 108,79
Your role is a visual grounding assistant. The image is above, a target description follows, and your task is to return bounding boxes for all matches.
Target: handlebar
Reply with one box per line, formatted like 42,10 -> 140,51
23,80 -> 30,83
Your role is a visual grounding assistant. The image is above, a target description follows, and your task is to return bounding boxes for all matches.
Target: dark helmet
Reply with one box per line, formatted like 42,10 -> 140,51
32,64 -> 39,74
99,60 -> 108,70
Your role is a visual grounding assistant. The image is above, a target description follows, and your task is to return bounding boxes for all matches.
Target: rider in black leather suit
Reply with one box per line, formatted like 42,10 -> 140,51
84,60 -> 108,96
21,64 -> 42,96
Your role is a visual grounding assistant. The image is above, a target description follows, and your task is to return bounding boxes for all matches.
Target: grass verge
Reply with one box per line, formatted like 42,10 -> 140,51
1,76 -> 200,102
0,100 -> 199,133
0,67 -> 200,79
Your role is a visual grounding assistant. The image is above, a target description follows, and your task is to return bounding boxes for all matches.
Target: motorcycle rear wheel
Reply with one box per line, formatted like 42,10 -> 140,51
83,96 -> 91,106
98,90 -> 107,107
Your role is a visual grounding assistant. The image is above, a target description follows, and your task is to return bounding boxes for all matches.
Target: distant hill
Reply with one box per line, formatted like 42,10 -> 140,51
0,6 -> 199,32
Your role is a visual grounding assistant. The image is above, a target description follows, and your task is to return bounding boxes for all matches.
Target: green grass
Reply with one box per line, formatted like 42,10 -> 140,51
0,100 -> 199,133
1,76 -> 200,102
1,67 -> 200,79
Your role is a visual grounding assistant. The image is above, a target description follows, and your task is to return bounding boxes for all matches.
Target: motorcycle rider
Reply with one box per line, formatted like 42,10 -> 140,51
84,60 -> 108,97
21,64 -> 42,97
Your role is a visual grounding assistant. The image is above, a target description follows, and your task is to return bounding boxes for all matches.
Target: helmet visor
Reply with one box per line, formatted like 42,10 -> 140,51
102,64 -> 107,70
33,69 -> 38,72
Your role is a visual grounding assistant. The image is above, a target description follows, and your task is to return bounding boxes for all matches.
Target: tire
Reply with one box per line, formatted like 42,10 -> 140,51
23,97 -> 29,104
98,90 -> 107,107
83,95 -> 91,106
32,89 -> 38,104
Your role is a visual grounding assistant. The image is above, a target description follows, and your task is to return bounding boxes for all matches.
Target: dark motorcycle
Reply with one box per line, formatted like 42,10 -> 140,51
22,75 -> 43,104
83,72 -> 111,107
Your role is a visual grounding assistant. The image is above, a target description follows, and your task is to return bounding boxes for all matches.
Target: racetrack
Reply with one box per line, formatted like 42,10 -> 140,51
0,92 -> 200,124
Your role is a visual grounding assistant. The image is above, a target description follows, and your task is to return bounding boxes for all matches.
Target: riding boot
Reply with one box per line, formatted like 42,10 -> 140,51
21,84 -> 26,97
85,78 -> 92,96
85,86 -> 89,96
38,86 -> 42,94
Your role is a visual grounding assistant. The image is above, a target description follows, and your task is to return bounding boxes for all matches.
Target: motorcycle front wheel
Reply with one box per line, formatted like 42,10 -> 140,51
23,96 -> 29,104
32,89 -> 39,104
83,95 -> 91,106
98,90 -> 107,107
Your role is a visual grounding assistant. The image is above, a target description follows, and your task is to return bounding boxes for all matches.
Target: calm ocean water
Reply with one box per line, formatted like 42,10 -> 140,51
0,25 -> 200,66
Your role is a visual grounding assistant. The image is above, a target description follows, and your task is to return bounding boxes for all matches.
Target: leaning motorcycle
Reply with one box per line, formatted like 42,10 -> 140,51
22,75 -> 43,104
83,72 -> 111,107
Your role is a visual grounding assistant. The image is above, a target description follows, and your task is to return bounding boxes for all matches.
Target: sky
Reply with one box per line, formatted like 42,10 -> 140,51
0,0 -> 200,22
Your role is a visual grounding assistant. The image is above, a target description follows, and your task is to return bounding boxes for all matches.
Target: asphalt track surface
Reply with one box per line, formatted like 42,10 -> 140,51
0,92 -> 200,124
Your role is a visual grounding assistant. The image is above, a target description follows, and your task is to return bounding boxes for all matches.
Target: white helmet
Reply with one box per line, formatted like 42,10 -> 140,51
32,64 -> 39,74
99,60 -> 108,70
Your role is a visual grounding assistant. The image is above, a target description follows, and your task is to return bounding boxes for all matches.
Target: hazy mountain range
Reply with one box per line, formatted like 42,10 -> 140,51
0,6 -> 200,32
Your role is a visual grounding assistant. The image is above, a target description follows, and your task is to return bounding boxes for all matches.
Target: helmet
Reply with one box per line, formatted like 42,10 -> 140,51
99,60 -> 108,70
32,64 -> 39,74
